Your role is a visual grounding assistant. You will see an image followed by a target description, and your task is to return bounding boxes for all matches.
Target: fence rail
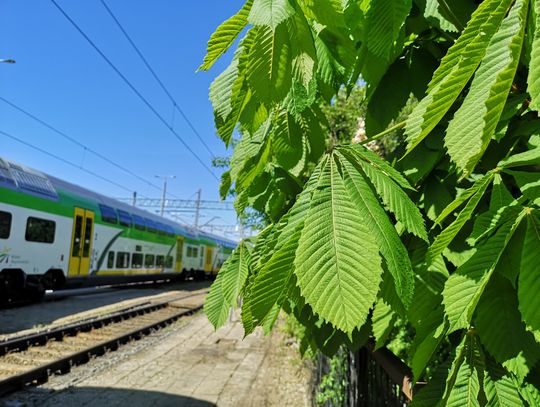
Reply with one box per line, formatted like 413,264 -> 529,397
315,340 -> 421,406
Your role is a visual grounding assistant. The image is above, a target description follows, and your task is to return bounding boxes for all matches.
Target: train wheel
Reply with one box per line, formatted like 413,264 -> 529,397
0,271 -> 24,305
42,269 -> 65,290
0,274 -> 8,305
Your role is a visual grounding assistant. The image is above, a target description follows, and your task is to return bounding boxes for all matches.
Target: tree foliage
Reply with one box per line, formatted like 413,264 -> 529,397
201,0 -> 540,403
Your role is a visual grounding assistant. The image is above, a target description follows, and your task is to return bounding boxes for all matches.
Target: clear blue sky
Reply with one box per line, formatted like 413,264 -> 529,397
0,0 -> 244,234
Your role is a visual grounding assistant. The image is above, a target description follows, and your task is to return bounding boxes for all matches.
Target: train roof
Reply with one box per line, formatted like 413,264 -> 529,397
0,157 -> 238,248
198,229 -> 238,249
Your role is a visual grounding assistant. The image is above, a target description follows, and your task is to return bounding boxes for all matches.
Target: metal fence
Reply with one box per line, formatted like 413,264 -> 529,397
314,342 -> 415,406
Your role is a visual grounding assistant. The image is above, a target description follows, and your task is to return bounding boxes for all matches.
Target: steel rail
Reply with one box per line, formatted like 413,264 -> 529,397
0,290 -> 207,355
0,293 -> 206,396
0,306 -> 201,396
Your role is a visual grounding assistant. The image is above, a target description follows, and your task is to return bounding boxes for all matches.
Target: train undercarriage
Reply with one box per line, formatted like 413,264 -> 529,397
0,269 -> 51,305
0,267 -> 214,306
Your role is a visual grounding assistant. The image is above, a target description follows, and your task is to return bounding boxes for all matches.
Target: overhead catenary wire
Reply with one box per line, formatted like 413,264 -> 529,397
0,95 -> 164,193
0,129 -> 140,195
0,97 -> 192,201
50,0 -> 218,181
169,212 -> 192,226
1,128 -> 213,227
99,0 -> 217,158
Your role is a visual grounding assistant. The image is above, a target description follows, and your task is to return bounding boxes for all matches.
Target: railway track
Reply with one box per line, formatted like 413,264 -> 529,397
0,291 -> 207,397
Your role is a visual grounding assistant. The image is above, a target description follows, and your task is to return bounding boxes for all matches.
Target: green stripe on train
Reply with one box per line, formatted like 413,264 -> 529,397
1,186 -> 183,245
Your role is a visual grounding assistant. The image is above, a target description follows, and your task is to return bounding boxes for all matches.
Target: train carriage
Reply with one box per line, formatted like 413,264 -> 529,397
0,157 -> 237,302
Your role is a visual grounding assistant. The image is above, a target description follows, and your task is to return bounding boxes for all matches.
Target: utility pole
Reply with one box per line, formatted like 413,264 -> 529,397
155,175 -> 176,217
194,189 -> 201,228
132,191 -> 137,206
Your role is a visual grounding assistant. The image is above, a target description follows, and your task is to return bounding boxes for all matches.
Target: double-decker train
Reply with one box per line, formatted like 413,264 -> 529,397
0,157 -> 237,303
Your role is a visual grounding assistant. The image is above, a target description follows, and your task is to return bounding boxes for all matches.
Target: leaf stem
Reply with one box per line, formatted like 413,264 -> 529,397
360,120 -> 407,145
436,0 -> 465,32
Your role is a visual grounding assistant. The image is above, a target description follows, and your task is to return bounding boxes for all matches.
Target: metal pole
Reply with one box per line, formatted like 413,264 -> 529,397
132,191 -> 137,206
194,189 -> 201,228
155,175 -> 175,217
160,179 -> 167,217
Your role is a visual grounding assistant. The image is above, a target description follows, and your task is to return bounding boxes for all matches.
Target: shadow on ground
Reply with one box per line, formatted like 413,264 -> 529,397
0,280 -> 209,335
0,386 -> 217,407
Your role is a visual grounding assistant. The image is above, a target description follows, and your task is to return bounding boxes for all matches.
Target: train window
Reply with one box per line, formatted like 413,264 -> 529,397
99,204 -> 118,224
25,217 -> 55,243
165,256 -> 173,268
116,252 -> 130,269
144,254 -> 155,268
156,255 -> 164,267
132,253 -> 143,269
117,210 -> 132,228
186,247 -> 192,257
193,247 -> 198,258
82,217 -> 93,257
144,218 -> 157,234
71,215 -> 83,255
165,225 -> 175,237
156,223 -> 166,236
0,211 -> 12,239
107,251 -> 115,268
132,215 -> 146,231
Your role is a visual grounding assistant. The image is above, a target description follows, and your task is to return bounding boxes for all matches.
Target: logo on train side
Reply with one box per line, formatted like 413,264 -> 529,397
0,246 -> 11,263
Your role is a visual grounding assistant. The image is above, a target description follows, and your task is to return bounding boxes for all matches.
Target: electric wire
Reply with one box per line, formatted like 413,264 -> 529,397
1,107 -> 230,228
50,0 -> 218,180
1,128 -> 198,226
0,96 -> 192,201
169,212 -> 191,226
99,0 -> 217,158
0,97 -> 231,223
0,95 -> 164,193
0,129 -> 138,195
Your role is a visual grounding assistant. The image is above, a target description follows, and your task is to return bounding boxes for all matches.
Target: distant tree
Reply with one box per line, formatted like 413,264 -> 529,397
321,85 -> 366,145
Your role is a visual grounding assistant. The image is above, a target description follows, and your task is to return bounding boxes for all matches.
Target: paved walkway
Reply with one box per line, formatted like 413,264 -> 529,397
2,311 -> 311,407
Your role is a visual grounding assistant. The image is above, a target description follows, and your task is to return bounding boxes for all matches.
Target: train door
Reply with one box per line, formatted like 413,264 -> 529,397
175,237 -> 184,272
68,208 -> 95,276
212,247 -> 222,273
204,246 -> 213,273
